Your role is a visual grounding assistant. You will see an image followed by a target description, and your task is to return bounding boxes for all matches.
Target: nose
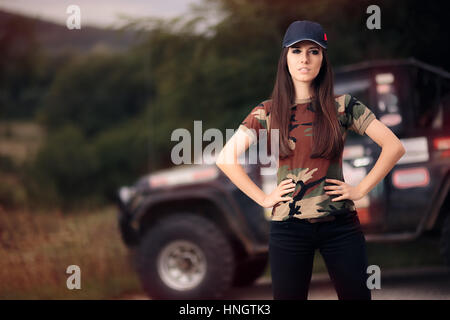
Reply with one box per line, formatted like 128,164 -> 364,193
300,51 -> 309,64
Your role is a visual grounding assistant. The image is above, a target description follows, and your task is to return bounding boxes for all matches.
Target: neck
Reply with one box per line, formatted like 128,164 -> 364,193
293,81 -> 315,102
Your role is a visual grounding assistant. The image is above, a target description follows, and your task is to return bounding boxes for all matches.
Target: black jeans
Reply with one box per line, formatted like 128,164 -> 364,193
269,211 -> 371,300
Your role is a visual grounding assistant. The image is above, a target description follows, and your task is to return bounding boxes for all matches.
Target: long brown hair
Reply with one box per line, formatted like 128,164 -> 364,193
268,46 -> 343,161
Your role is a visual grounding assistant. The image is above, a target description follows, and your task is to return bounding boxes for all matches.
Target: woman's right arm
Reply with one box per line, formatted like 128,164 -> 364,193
215,127 -> 295,208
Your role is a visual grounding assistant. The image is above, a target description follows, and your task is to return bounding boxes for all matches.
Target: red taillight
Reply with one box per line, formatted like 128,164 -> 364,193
433,137 -> 450,151
442,150 -> 450,158
433,136 -> 450,159
356,207 -> 370,225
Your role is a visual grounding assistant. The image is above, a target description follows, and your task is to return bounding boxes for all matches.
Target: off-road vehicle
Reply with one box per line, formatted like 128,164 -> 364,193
116,58 -> 450,299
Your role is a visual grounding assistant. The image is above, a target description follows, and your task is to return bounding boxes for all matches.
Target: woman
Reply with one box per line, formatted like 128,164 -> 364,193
215,20 -> 405,300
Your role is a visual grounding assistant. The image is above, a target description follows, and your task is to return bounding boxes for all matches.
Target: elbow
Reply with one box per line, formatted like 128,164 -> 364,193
215,150 -> 228,169
391,141 -> 406,159
215,148 -> 237,168
382,141 -> 405,158
215,157 -> 223,169
397,142 -> 406,156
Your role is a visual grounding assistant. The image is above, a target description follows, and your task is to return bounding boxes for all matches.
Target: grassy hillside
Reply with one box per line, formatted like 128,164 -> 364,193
0,206 -> 143,299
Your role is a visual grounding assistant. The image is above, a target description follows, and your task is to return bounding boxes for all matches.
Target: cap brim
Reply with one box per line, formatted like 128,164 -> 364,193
283,38 -> 327,49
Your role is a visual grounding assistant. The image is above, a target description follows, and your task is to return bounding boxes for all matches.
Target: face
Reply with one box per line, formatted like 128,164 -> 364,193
286,40 -> 323,84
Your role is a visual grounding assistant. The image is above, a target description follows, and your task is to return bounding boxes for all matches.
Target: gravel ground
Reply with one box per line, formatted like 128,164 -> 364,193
117,265 -> 450,300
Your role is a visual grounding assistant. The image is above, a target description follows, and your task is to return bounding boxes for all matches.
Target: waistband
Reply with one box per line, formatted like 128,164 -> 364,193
279,210 -> 357,224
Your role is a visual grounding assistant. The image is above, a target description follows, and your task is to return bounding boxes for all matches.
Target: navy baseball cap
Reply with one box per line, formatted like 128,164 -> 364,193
282,20 -> 328,49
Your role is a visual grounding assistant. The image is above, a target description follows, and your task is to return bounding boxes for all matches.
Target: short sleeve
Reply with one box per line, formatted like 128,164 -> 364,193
237,102 -> 266,144
345,94 -> 376,135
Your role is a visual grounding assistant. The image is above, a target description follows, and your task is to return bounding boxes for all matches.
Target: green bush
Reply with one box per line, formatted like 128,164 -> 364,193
36,53 -> 153,138
24,125 -> 100,210
23,117 -> 155,210
91,116 -> 151,200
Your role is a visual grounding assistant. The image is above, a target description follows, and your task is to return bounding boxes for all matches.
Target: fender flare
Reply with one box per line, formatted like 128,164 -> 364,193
132,182 -> 263,255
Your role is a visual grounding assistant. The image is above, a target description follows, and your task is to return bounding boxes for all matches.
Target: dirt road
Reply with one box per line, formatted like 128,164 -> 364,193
118,265 -> 450,300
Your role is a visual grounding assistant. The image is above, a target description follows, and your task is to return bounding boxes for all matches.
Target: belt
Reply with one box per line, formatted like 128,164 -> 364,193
306,215 -> 336,223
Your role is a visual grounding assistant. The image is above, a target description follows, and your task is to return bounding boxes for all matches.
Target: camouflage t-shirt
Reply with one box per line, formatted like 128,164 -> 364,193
238,94 -> 376,221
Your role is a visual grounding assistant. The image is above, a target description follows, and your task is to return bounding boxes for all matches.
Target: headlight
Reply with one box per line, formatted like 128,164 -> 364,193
118,186 -> 136,204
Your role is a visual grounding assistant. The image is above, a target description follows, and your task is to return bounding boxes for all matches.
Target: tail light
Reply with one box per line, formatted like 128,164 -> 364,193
392,167 -> 430,189
433,136 -> 450,159
356,207 -> 371,225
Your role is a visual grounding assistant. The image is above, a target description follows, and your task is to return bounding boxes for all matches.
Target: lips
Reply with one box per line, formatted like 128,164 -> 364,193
298,67 -> 310,74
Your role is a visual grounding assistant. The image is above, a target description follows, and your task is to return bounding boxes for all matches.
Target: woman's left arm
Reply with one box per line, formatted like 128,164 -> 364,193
326,119 -> 406,201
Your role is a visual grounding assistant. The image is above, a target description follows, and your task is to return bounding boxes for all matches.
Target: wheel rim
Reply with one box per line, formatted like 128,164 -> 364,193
157,240 -> 207,291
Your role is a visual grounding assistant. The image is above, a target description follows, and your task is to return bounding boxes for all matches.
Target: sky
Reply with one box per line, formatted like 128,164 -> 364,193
0,0 -> 221,29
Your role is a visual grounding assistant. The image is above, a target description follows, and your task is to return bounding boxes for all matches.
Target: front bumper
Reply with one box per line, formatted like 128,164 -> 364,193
116,194 -> 140,247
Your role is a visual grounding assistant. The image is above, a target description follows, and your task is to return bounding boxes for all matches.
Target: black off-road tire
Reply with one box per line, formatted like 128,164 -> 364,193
440,213 -> 450,267
136,213 -> 235,299
232,255 -> 268,287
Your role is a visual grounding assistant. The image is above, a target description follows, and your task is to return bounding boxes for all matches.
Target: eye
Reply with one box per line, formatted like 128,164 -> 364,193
310,49 -> 319,55
292,48 -> 301,53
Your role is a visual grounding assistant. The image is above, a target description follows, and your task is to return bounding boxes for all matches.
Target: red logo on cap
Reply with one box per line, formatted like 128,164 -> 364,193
324,33 -> 327,41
